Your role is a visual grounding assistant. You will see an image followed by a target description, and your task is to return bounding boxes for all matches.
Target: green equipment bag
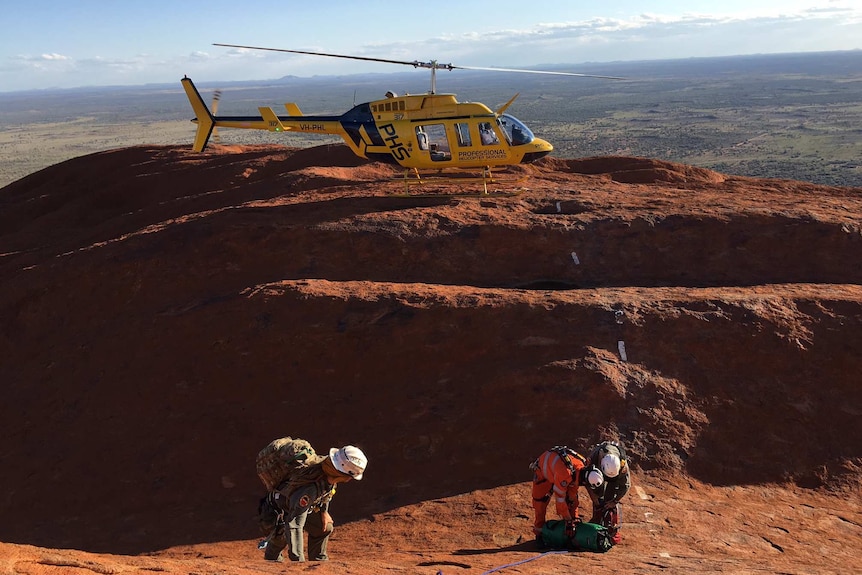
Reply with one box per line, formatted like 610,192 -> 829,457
541,520 -> 614,553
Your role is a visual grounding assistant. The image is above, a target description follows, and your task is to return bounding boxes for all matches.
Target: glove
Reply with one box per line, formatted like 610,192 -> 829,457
601,505 -> 620,529
565,518 -> 579,537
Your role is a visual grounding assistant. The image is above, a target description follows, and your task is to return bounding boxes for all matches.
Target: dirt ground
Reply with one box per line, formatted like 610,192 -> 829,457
1,144 -> 861,574
2,475 -> 861,575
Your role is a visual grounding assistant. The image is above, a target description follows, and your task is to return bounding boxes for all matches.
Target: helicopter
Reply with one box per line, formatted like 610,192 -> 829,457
181,44 -> 622,183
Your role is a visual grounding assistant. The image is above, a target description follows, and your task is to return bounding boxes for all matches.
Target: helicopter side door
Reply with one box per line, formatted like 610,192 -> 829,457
415,122 -> 452,162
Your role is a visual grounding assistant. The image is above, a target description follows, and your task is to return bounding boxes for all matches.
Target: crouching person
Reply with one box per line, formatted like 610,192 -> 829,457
258,445 -> 367,562
584,440 -> 630,544
529,446 -> 589,548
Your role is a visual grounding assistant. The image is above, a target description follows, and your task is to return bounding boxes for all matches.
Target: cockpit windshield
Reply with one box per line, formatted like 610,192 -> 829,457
497,114 -> 535,146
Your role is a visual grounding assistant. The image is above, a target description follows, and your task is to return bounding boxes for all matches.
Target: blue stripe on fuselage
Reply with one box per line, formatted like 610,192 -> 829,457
338,103 -> 381,147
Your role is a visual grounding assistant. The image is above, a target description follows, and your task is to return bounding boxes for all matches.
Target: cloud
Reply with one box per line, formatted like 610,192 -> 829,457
7,52 -> 77,78
218,47 -> 269,59
350,8 -> 861,67
39,53 -> 71,61
13,52 -> 72,63
803,5 -> 859,18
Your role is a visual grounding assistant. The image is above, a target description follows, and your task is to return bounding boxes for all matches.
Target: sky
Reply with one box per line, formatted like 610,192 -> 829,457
1,0 -> 860,92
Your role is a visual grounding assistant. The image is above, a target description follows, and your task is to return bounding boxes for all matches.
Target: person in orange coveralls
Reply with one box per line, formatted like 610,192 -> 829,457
529,445 -> 597,546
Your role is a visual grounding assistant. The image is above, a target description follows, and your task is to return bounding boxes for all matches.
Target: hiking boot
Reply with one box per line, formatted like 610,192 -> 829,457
264,551 -> 284,562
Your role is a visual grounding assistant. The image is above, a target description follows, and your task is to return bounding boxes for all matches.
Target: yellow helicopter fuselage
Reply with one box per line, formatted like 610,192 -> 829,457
181,77 -> 552,169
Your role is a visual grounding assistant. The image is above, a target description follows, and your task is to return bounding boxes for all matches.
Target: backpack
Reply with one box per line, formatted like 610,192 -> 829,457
256,437 -> 321,491
541,520 -> 614,553
591,441 -> 627,465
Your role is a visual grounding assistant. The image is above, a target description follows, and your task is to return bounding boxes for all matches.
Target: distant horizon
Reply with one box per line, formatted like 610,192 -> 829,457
2,48 -> 860,96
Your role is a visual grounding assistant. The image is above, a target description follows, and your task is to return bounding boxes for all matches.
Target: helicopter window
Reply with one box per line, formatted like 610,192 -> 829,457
416,123 -> 451,162
455,123 -> 472,147
498,114 -> 534,146
479,122 -> 499,146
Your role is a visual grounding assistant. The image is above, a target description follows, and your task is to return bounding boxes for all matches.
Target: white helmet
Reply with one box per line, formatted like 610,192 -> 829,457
330,445 -> 367,480
586,468 -> 604,488
600,453 -> 621,478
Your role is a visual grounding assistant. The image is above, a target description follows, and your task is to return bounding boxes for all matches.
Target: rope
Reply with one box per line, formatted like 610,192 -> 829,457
435,550 -> 569,575
479,550 -> 569,574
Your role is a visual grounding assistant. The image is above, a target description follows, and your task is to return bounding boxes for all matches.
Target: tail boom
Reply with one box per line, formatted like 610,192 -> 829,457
181,76 -> 342,151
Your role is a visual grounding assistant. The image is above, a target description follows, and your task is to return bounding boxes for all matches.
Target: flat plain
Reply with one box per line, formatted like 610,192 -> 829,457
1,50 -> 860,188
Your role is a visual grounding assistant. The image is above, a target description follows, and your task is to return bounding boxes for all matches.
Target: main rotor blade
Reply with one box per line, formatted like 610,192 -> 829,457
453,64 -> 625,80
213,44 -> 624,80
213,43 -> 453,70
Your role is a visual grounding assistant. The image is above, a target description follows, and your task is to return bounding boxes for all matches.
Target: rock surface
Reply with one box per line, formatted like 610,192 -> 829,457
1,144 -> 861,574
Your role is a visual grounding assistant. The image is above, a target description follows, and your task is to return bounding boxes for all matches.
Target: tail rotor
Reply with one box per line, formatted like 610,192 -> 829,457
211,89 -> 222,144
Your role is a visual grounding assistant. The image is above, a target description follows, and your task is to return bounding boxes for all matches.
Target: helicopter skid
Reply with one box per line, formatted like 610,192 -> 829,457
396,167 -> 528,196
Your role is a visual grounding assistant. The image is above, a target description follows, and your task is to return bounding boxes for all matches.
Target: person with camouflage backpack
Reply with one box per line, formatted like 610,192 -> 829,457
256,437 -> 368,562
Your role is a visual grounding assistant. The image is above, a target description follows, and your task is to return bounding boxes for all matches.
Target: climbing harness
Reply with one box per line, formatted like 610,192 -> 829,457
550,445 -> 586,473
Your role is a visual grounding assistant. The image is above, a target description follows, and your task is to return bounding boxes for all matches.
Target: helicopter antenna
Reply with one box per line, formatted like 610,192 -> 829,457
213,43 -> 624,93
